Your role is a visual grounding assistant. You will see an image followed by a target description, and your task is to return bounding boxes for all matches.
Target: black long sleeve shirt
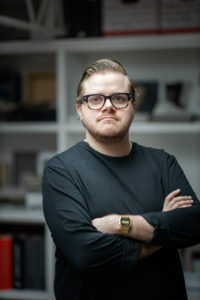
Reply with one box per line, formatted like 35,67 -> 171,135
42,141 -> 200,300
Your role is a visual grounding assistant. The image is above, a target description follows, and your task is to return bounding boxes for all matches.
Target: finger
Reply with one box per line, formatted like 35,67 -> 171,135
164,189 -> 181,208
171,199 -> 194,209
174,204 -> 193,209
167,198 -> 193,211
165,189 -> 181,203
169,196 -> 193,207
174,196 -> 192,201
171,196 -> 192,203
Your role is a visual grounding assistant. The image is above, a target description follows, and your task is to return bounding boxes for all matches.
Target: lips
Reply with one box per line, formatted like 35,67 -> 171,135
98,116 -> 118,122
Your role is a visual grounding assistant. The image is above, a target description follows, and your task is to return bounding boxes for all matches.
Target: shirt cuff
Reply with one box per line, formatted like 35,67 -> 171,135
141,212 -> 170,246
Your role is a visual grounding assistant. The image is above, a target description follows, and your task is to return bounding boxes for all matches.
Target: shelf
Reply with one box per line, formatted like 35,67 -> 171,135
0,206 -> 45,224
65,121 -> 200,135
1,121 -> 200,135
0,33 -> 200,300
0,290 -> 48,300
131,122 -> 200,134
0,33 -> 199,55
0,123 -> 58,133
57,33 -> 200,52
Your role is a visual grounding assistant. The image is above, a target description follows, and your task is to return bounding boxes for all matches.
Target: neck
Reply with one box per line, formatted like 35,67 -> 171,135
85,132 -> 132,157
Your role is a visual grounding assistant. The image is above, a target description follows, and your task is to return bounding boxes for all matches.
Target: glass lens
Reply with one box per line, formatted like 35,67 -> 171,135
88,95 -> 104,109
111,94 -> 128,108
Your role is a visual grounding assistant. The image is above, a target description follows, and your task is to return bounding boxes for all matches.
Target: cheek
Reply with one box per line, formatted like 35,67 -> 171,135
81,109 -> 97,124
131,110 -> 135,120
121,108 -> 134,121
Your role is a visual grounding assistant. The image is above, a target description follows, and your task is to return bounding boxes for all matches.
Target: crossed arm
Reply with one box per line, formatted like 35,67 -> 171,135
92,189 -> 194,259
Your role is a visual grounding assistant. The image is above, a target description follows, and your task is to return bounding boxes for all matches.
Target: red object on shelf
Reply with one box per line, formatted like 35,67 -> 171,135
0,235 -> 13,290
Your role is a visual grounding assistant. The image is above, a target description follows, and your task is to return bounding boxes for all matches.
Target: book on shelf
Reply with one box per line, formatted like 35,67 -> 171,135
24,71 -> 56,106
13,234 -> 45,290
158,0 -> 200,34
0,70 -> 56,122
0,69 -> 22,122
23,234 -> 45,290
0,150 -> 52,208
14,152 -> 37,186
102,0 -> 158,36
20,71 -> 56,122
102,0 -> 200,36
132,80 -> 158,121
0,163 -> 9,188
16,103 -> 56,122
134,81 -> 158,113
0,235 -> 13,290
13,234 -> 25,289
0,69 -> 21,104
0,232 -> 45,291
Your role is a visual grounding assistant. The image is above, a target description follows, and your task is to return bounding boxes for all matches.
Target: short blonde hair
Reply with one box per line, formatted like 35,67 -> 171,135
77,58 -> 135,103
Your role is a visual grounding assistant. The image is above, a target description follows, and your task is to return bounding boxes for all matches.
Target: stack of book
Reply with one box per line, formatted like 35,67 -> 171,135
0,233 -> 45,291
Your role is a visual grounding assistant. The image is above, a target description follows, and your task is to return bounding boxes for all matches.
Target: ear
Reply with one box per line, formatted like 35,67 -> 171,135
132,101 -> 136,120
133,101 -> 136,110
76,103 -> 83,121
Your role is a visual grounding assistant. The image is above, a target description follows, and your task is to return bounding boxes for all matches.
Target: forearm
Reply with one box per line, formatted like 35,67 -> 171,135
92,214 -> 160,259
92,214 -> 155,241
143,204 -> 200,248
129,204 -> 200,249
127,215 -> 154,241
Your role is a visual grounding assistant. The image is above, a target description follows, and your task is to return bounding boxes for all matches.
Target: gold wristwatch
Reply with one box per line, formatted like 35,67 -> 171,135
120,215 -> 131,235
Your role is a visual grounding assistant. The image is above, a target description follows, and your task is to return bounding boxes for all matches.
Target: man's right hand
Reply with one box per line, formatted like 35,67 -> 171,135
162,189 -> 193,212
139,189 -> 194,259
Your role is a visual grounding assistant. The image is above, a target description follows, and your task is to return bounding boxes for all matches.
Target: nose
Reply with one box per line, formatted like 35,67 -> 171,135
102,98 -> 114,111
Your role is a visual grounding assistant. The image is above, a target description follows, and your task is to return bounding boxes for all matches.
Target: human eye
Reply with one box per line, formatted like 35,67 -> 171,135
112,94 -> 127,103
88,95 -> 103,104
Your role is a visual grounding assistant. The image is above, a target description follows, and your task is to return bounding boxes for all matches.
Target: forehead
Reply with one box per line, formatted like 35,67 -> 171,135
82,71 -> 130,94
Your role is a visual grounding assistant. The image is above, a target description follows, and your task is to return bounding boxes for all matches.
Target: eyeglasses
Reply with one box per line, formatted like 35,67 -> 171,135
81,93 -> 133,110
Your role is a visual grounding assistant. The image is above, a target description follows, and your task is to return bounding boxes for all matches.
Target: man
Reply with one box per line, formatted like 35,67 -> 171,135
42,58 -> 200,300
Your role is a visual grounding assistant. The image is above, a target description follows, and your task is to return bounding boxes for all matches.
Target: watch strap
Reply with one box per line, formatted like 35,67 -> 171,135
120,215 -> 131,235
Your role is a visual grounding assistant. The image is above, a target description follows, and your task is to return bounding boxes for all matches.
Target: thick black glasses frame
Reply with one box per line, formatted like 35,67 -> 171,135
81,93 -> 132,110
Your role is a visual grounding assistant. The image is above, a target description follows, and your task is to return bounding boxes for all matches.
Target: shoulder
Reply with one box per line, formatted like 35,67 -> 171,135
42,142 -> 86,186
134,142 -> 167,157
46,141 -> 85,170
134,142 -> 175,166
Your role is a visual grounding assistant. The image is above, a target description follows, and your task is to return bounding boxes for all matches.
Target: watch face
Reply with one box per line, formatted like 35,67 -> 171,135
121,217 -> 130,226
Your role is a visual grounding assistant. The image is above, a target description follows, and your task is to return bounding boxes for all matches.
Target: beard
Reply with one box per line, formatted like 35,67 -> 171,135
81,118 -> 133,145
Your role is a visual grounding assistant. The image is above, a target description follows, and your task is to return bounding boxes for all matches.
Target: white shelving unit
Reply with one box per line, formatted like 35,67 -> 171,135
0,33 -> 200,300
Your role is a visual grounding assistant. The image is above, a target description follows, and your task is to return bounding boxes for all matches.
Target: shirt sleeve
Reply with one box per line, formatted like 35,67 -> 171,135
142,153 -> 200,249
42,156 -> 140,272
